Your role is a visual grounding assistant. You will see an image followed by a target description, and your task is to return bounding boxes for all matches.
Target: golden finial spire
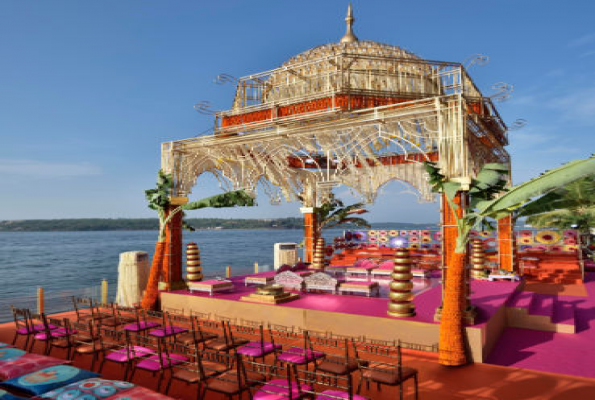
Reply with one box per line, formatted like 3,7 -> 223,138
340,3 -> 358,43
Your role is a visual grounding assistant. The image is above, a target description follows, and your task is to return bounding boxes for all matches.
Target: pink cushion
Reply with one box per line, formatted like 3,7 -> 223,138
254,380 -> 312,400
277,348 -> 325,364
237,342 -> 282,358
105,346 -> 153,362
123,321 -> 160,331
378,260 -> 394,270
317,390 -> 369,400
135,353 -> 188,371
33,330 -> 68,340
149,326 -> 188,337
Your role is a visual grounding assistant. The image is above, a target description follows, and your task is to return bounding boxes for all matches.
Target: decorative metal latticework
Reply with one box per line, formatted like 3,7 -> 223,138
162,9 -> 510,208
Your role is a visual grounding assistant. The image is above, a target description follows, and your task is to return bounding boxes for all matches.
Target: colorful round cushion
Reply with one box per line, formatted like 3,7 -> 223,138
388,230 -> 398,237
483,238 -> 497,248
409,236 -> 419,243
469,230 -> 478,238
519,237 -> 533,245
564,238 -> 577,245
368,230 -> 377,236
344,232 -> 353,241
433,232 -> 442,241
0,349 -> 26,363
535,230 -> 561,244
421,230 -> 430,237
400,230 -> 408,236
40,378 -> 135,399
479,231 -> 491,238
564,245 -> 578,252
379,236 -> 388,242
409,230 -> 419,236
520,230 -> 533,237
563,229 -> 577,238
421,236 -> 432,243
379,230 -> 387,236
409,244 -> 420,249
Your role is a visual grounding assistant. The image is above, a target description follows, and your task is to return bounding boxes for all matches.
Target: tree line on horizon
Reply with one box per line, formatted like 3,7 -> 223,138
0,218 -> 437,232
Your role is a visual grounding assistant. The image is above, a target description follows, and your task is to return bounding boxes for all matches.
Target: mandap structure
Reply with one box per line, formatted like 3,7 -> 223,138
159,7 -> 513,309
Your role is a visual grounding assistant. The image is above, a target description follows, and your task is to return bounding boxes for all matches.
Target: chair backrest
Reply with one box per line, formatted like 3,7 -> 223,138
200,352 -> 247,393
71,297 -> 97,319
99,326 -> 125,353
11,306 -> 31,332
212,314 -> 236,324
145,309 -> 165,325
71,320 -> 97,346
308,332 -> 348,362
116,305 -> 139,324
298,368 -> 360,400
246,360 -> 298,399
200,318 -> 228,342
128,331 -> 162,365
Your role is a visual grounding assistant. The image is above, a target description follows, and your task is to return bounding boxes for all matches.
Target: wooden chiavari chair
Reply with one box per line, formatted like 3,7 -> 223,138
129,332 -> 187,392
354,339 -> 418,400
197,353 -> 262,400
10,307 -> 35,349
173,314 -> 218,348
164,340 -> 229,397
270,326 -> 324,370
99,327 -> 148,380
298,367 -> 369,400
235,321 -> 281,363
71,296 -> 101,323
247,360 -> 308,399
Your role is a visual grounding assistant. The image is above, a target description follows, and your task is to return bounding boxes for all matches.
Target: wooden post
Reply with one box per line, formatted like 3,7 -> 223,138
301,207 -> 317,263
254,262 -> 259,274
226,265 -> 231,278
37,287 -> 44,314
161,198 -> 188,291
498,215 -> 516,272
101,279 -> 108,305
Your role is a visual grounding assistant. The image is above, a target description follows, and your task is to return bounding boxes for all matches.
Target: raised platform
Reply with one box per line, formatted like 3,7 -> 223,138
162,272 -> 521,362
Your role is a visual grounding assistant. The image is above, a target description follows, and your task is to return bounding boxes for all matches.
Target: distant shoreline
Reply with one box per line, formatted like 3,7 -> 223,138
0,218 -> 437,232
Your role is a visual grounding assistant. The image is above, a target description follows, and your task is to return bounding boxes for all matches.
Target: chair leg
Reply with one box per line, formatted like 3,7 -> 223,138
399,383 -> 403,400
129,366 -> 137,382
11,333 -> 17,345
98,359 -> 105,374
195,382 -> 202,400
414,374 -> 419,400
357,376 -> 363,394
90,353 -> 97,371
156,370 -> 164,392
165,376 -> 173,395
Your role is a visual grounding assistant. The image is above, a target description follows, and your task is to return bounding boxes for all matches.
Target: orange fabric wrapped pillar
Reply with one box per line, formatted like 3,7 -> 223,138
498,215 -> 516,272
161,205 -> 184,290
301,207 -> 317,263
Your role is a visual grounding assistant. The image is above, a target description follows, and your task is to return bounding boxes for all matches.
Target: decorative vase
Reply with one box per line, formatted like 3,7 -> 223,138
387,248 -> 416,317
186,243 -> 203,282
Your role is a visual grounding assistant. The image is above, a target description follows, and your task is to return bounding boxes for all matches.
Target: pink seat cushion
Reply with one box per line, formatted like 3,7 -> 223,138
135,353 -> 188,371
277,348 -> 325,364
105,346 -> 153,362
123,321 -> 161,331
149,326 -> 188,337
317,390 -> 369,400
254,380 -> 312,400
33,330 -> 70,340
378,261 -> 394,270
237,342 -> 282,358
19,324 -> 59,334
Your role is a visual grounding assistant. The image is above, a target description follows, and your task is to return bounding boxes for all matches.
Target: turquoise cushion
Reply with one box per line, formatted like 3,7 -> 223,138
0,365 -> 99,396
0,389 -> 28,400
39,378 -> 136,399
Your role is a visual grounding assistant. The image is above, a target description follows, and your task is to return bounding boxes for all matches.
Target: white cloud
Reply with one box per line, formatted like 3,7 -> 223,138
579,50 -> 595,58
547,86 -> 595,125
568,33 -> 595,47
0,159 -> 101,179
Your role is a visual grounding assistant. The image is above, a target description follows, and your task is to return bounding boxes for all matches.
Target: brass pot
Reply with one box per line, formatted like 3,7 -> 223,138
390,280 -> 413,291
186,266 -> 202,273
387,303 -> 414,316
389,291 -> 413,302
390,272 -> 413,287
187,273 -> 203,281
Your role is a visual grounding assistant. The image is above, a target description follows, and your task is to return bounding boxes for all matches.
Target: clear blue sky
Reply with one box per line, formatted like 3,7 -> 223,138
1,1 -> 594,223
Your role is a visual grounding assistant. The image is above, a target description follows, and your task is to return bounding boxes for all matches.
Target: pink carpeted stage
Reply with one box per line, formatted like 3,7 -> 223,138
161,272 -> 521,362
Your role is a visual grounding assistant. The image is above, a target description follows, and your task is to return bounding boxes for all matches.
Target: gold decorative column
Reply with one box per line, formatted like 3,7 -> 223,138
185,243 -> 203,282
470,239 -> 486,278
312,237 -> 326,271
387,248 -> 416,317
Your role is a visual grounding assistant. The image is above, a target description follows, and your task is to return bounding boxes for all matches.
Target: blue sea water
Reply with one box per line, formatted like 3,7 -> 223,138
0,229 -> 344,322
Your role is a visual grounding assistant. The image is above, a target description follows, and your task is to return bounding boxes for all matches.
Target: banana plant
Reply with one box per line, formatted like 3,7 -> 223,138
425,154 -> 595,366
141,169 -> 255,309
314,194 -> 370,237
